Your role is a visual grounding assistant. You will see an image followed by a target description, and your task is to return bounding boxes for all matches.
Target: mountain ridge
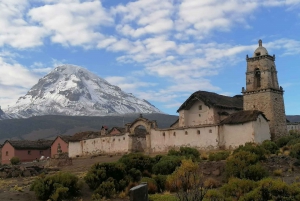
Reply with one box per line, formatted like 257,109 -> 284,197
3,64 -> 161,119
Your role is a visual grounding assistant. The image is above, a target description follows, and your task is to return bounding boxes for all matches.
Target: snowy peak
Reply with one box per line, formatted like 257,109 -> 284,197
7,64 -> 161,118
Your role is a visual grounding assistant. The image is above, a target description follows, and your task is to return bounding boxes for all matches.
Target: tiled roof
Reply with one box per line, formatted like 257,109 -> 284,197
108,127 -> 125,134
177,91 -> 243,112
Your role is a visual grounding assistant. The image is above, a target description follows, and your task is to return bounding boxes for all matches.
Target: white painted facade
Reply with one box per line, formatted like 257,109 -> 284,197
69,134 -> 129,157
219,114 -> 270,149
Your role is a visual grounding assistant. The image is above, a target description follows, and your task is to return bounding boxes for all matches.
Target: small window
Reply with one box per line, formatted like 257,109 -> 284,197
256,52 -> 261,56
6,151 -> 8,156
197,130 -> 200,134
185,131 -> 188,135
28,150 -> 31,155
163,132 -> 165,136
199,114 -> 201,117
102,140 -> 105,142
198,105 -> 202,110
209,129 -> 212,133
123,137 -> 125,140
173,132 -> 176,136
113,138 -> 115,141
40,150 -> 43,155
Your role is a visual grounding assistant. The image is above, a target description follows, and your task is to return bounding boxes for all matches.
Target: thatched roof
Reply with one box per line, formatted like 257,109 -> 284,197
177,91 -> 243,112
220,110 -> 268,125
6,140 -> 52,150
69,131 -> 101,142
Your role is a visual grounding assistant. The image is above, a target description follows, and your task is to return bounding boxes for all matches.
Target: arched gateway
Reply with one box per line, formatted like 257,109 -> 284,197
125,115 -> 157,154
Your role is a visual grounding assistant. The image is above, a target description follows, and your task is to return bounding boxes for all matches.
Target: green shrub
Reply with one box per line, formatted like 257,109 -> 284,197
128,168 -> 142,182
234,142 -> 268,160
84,162 -> 127,192
149,194 -> 177,201
10,156 -> 20,165
92,179 -> 116,199
208,151 -> 230,161
221,178 -> 258,200
287,138 -> 300,146
261,140 -> 279,154
118,153 -> 155,173
141,177 -> 158,194
153,174 -> 167,193
240,178 -> 300,201
30,172 -> 81,201
168,147 -> 200,161
225,151 -> 268,180
152,155 -> 182,175
203,189 -> 225,201
290,143 -> 300,159
276,135 -> 294,147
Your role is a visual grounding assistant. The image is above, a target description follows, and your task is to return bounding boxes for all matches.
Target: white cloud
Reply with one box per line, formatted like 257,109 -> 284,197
28,0 -> 113,47
0,0 -> 47,48
105,76 -> 157,92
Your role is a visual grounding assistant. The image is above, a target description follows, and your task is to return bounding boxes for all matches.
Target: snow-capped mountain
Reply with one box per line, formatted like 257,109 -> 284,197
5,64 -> 161,118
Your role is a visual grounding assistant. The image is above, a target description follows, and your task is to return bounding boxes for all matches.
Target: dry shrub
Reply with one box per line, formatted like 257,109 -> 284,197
273,169 -> 283,176
118,191 -> 127,199
204,177 -> 220,189
124,181 -> 138,195
141,177 -> 158,194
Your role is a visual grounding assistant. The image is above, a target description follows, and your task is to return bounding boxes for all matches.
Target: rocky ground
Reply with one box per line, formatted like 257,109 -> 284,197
0,154 -> 300,201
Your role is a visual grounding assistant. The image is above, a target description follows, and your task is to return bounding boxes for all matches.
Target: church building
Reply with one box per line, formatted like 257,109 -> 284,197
67,40 -> 288,157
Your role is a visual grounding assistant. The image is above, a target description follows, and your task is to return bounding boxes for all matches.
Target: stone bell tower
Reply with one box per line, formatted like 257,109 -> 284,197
242,39 -> 287,140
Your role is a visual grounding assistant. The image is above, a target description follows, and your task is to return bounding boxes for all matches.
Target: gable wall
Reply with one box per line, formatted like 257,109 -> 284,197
1,143 -> 15,164
51,137 -> 69,157
253,114 -> 271,143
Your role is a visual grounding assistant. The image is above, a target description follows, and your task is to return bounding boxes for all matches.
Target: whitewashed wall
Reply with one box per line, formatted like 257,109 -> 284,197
68,134 -> 129,157
253,115 -> 271,143
69,141 -> 83,158
82,134 -> 129,156
150,126 -> 219,153
219,122 -> 254,149
220,115 -> 270,150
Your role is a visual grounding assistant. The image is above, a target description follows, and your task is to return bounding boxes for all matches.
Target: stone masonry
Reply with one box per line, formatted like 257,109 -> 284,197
243,40 -> 287,140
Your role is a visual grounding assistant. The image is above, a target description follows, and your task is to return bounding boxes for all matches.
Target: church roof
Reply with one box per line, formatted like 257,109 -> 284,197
108,127 -> 126,134
177,91 -> 243,112
220,110 -> 268,125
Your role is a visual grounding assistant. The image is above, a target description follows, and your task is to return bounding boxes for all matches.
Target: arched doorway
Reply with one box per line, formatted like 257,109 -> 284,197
127,116 -> 157,154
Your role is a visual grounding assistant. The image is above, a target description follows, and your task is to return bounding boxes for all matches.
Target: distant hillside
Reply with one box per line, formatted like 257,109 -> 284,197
0,113 -> 178,143
287,115 -> 300,123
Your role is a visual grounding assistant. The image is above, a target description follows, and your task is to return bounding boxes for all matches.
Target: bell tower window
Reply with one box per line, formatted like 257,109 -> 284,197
255,68 -> 261,88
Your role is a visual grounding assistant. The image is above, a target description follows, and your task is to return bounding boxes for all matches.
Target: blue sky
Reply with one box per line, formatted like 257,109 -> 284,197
0,0 -> 299,116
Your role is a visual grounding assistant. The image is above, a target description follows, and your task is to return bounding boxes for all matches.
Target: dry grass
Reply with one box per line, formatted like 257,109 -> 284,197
273,169 -> 283,176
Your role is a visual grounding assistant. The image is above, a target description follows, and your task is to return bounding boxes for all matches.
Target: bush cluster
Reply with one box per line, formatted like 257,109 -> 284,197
225,150 -> 268,181
168,147 -> 200,161
30,172 -> 81,201
84,162 -> 128,199
10,156 -> 20,165
152,155 -> 182,175
208,151 -> 230,161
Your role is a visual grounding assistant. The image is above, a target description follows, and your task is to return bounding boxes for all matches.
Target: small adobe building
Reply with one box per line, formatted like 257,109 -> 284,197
1,140 -> 52,164
51,135 -> 73,157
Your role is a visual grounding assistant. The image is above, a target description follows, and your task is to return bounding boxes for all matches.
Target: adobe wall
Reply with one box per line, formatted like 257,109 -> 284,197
149,126 -> 219,153
69,134 -> 129,157
69,141 -> 82,158
219,115 -> 270,149
253,115 -> 271,143
244,90 -> 287,140
14,149 -> 51,163
51,137 -> 69,157
1,143 -> 15,164
219,122 -> 253,149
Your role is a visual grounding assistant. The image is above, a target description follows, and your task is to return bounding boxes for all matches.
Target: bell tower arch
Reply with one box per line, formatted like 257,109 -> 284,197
243,40 -> 287,140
